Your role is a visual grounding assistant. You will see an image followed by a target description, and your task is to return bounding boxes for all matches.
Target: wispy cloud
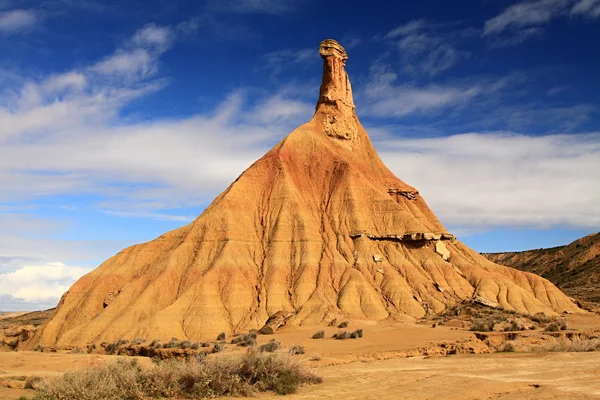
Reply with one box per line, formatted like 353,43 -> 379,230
263,48 -> 316,77
101,210 -> 194,222
206,0 -> 302,15
572,0 -> 600,17
361,63 -> 493,118
0,9 -> 36,33
381,19 -> 473,76
484,0 -> 600,45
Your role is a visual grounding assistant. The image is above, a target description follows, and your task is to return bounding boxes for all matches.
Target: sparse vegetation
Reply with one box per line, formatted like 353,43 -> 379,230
328,318 -> 338,327
350,329 -> 363,339
338,321 -> 349,328
70,347 -> 85,354
311,330 -> 325,339
332,331 -> 349,340
212,342 -> 226,354
289,345 -> 305,355
333,329 -> 363,340
309,354 -> 321,361
231,333 -> 257,347
259,339 -> 281,353
30,351 -> 322,399
470,318 -> 496,332
544,320 -> 568,332
498,342 -> 515,352
216,332 -> 226,341
533,338 -> 600,352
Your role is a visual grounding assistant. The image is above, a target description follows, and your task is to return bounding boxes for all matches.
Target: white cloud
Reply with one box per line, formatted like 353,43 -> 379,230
484,0 -> 571,35
0,9 -> 36,33
571,0 -> 600,16
384,19 -> 430,39
0,262 -> 92,303
378,132 -> 600,229
362,63 -> 485,117
131,23 -> 174,50
484,0 -> 600,42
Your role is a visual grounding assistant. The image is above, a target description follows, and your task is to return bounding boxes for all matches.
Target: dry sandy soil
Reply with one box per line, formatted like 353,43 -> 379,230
2,314 -> 600,400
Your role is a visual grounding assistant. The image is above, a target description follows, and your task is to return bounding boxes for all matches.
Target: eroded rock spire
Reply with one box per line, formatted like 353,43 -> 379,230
316,39 -> 358,140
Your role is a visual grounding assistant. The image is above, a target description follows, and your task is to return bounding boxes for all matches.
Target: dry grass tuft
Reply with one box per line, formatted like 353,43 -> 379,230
31,350 -> 321,399
534,338 -> 600,353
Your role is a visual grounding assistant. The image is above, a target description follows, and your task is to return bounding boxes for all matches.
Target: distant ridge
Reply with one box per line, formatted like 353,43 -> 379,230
485,232 -> 600,309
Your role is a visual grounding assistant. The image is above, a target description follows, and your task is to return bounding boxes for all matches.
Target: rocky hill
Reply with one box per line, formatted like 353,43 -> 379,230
32,39 -> 581,348
484,232 -> 600,309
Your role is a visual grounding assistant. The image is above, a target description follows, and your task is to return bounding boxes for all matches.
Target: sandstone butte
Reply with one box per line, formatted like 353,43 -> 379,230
33,39 -> 582,347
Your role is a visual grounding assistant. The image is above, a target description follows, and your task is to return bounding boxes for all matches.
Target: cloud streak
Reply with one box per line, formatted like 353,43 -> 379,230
0,9 -> 36,33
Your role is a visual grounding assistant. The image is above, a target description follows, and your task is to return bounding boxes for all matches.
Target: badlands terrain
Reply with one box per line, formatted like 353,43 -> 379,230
1,40 -> 599,399
2,311 -> 600,399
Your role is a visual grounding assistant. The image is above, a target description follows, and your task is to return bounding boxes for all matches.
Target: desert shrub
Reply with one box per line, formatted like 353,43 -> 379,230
162,341 -> 179,349
149,339 -> 160,348
191,342 -> 201,350
349,329 -> 363,339
105,342 -> 119,355
201,342 -> 211,348
498,343 -> 515,352
569,338 -> 600,352
333,331 -> 350,340
24,375 -> 44,390
289,345 -> 305,355
503,321 -> 521,332
338,321 -> 349,328
216,332 -> 226,341
212,342 -> 226,353
328,318 -> 338,327
179,340 -> 192,349
309,354 -> 321,361
70,347 -> 85,354
34,345 -> 45,352
231,334 -> 256,347
311,330 -> 325,339
530,312 -> 552,324
544,320 -> 567,332
170,337 -> 180,342
470,318 -> 495,332
117,339 -> 130,346
132,338 -> 146,345
259,339 -> 281,353
30,351 -> 321,399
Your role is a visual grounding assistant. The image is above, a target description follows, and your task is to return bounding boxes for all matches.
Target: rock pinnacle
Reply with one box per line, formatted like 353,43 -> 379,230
316,39 -> 358,140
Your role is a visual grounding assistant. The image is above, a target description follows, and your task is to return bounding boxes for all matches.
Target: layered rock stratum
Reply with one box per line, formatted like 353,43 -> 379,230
35,39 -> 581,347
485,232 -> 600,309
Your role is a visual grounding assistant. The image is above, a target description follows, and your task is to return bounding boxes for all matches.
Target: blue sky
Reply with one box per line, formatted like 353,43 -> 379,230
1,0 -> 599,311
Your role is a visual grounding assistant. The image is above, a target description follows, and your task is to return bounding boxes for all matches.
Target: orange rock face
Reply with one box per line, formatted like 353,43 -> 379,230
35,39 -> 581,346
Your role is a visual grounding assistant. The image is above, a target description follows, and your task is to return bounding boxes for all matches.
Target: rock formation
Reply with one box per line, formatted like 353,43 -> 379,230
34,39 -> 581,347
485,232 -> 600,310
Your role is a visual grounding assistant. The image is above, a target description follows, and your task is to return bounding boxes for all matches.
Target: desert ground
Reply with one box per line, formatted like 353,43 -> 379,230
2,312 -> 600,400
